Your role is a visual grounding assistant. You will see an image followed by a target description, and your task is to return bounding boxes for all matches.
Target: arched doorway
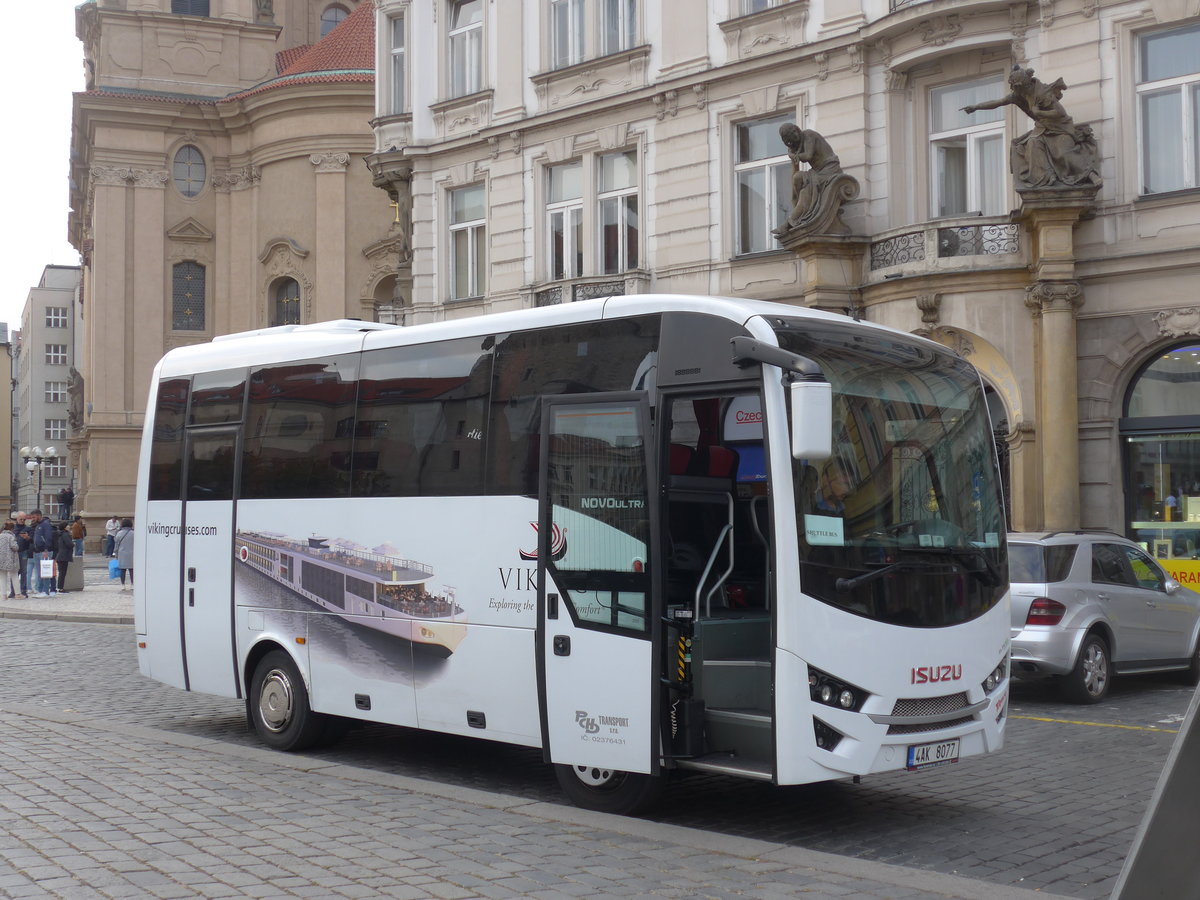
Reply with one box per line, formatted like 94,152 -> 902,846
1122,342 -> 1200,559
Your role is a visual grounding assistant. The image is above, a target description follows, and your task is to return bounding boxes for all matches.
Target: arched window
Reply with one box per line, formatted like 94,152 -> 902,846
320,4 -> 350,37
173,145 -> 206,198
1121,343 -> 1200,557
273,278 -> 301,326
172,262 -> 206,331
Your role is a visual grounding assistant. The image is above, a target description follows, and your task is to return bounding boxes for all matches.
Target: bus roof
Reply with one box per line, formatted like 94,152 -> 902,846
153,294 -> 921,378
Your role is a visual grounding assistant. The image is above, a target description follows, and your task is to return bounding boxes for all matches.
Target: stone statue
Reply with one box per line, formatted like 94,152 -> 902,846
773,124 -> 859,239
255,0 -> 274,25
962,65 -> 1100,191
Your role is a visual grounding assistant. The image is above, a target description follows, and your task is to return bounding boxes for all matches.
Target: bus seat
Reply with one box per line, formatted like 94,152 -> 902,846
702,446 -> 739,478
669,443 -> 695,475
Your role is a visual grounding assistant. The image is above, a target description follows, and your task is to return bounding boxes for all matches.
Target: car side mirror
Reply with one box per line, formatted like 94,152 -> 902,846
1165,578 -> 1181,595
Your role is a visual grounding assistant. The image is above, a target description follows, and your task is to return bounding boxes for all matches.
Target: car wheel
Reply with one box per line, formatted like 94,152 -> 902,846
1179,638 -> 1200,687
553,763 -> 664,815
1061,634 -> 1111,704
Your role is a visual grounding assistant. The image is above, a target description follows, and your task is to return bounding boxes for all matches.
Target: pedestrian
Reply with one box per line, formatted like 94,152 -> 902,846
114,518 -> 135,589
0,521 -> 20,600
58,486 -> 75,520
55,523 -> 75,593
13,512 -> 31,598
28,509 -> 57,597
104,514 -> 121,558
70,515 -> 87,558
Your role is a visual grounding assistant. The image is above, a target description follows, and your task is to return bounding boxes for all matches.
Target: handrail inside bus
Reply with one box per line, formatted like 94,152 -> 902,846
750,494 -> 771,611
697,493 -> 735,618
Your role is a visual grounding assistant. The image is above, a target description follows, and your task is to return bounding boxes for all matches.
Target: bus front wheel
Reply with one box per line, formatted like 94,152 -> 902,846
248,650 -> 327,751
553,763 -> 663,815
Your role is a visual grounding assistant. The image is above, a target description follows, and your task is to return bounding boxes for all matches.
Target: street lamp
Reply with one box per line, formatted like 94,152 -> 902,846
19,446 -> 57,510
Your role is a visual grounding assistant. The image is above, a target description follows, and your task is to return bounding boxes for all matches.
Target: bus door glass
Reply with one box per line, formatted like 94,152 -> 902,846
538,394 -> 659,774
180,370 -> 244,696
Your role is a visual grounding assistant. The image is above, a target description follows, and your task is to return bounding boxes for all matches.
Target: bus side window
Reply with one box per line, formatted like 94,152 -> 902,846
241,356 -> 358,499
148,377 -> 190,501
487,316 -> 660,496
355,338 -> 491,497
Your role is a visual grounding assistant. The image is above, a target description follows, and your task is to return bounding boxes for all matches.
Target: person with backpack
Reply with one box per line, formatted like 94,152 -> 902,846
55,523 -> 75,593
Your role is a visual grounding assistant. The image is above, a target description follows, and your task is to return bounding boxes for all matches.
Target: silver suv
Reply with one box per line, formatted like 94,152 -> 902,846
1008,531 -> 1200,703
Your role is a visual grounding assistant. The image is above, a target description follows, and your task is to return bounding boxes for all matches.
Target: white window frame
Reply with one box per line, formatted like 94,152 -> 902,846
547,161 -> 584,280
45,307 -> 68,328
733,114 -> 792,256
928,77 -> 1007,218
389,13 -> 406,115
45,344 -> 68,366
597,150 -> 639,274
600,0 -> 636,56
551,0 -> 585,69
448,0 -> 483,98
45,458 -> 68,479
45,381 -> 67,404
1137,23 -> 1200,195
449,184 -> 486,300
739,0 -> 784,15
45,419 -> 68,441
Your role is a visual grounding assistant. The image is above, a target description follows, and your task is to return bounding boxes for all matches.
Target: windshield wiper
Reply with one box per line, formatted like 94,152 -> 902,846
835,560 -> 955,593
892,544 -> 1003,587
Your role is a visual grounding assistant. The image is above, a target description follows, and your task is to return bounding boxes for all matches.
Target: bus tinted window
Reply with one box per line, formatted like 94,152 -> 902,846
488,316 -> 659,495
187,427 -> 237,501
189,370 -> 245,425
355,338 -> 492,496
241,356 -> 359,499
148,377 -> 189,500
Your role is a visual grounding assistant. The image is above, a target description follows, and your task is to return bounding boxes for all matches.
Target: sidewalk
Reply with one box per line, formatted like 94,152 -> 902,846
0,553 -> 133,624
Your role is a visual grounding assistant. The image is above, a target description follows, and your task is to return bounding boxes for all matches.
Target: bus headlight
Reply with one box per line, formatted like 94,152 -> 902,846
808,666 -> 867,713
981,659 -> 1008,694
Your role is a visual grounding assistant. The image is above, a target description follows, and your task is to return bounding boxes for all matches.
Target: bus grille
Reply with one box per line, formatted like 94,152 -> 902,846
886,691 -> 971,736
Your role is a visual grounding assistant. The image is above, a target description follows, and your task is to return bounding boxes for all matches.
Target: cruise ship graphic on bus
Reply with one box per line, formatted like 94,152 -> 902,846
235,530 -> 468,655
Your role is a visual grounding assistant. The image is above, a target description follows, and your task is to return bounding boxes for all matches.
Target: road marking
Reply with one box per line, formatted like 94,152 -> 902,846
1011,713 -> 1178,733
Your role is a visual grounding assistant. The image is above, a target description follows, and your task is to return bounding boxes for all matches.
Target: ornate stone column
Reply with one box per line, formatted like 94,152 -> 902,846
310,152 -> 350,320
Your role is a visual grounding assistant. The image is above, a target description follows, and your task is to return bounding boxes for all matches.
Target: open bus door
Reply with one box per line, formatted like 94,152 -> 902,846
536,394 -> 664,813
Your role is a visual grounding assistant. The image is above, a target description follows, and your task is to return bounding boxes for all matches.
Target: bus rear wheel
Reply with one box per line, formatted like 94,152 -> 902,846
248,650 -> 327,751
553,763 -> 663,815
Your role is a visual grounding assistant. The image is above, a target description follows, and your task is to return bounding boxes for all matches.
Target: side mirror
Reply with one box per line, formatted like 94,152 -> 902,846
1165,578 -> 1181,595
790,379 -> 832,460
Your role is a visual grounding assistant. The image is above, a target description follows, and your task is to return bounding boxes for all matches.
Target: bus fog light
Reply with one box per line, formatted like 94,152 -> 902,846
820,684 -> 834,704
838,689 -> 855,709
981,660 -> 1007,694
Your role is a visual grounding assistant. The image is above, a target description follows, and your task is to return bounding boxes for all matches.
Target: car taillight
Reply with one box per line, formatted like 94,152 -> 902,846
1026,597 -> 1065,626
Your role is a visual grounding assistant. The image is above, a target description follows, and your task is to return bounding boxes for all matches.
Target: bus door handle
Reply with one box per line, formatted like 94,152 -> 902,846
188,588 -> 195,607
553,635 -> 571,656
547,592 -> 559,619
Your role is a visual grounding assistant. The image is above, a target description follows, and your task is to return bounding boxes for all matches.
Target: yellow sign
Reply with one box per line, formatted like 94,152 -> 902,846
1162,559 -> 1200,590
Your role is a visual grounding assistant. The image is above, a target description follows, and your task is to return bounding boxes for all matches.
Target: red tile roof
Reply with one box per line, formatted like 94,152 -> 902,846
278,2 -> 375,77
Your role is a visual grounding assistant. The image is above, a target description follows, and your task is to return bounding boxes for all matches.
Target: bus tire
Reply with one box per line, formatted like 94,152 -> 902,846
248,650 -> 327,751
1060,634 -> 1110,704
553,763 -> 663,815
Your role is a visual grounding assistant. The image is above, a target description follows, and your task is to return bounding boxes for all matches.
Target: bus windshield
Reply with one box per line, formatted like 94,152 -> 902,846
775,321 -> 1007,628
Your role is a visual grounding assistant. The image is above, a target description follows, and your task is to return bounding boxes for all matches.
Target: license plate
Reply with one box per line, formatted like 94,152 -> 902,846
906,738 -> 959,771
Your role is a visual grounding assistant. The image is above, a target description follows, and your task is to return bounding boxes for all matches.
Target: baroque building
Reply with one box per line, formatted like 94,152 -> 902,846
68,0 -> 396,521
365,0 -> 1200,562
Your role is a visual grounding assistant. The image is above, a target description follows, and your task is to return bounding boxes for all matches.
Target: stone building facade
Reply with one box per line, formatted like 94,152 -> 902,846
68,0 -> 396,521
365,0 -> 1200,556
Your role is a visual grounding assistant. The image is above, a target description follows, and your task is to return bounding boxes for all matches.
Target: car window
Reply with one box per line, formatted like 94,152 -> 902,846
1008,543 -> 1076,583
1092,543 -> 1135,588
1125,546 -> 1167,592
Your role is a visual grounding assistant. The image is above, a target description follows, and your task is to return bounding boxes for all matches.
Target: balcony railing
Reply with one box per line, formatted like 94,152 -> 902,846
869,217 -> 1022,275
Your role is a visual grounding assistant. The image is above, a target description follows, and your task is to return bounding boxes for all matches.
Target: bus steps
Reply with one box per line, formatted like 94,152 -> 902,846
674,753 -> 773,781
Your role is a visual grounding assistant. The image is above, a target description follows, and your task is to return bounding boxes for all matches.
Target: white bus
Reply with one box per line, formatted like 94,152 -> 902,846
135,295 -> 1010,813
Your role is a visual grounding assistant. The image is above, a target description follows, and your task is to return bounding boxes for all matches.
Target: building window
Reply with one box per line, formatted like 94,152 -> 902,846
172,262 -> 206,331
389,14 -> 406,114
601,0 -> 637,55
449,0 -> 483,98
599,150 -> 639,273
45,381 -> 67,404
320,4 -> 349,38
1138,24 -> 1200,194
1123,342 -> 1200,554
740,0 -> 784,13
734,114 -> 792,255
171,0 -> 210,15
548,162 -> 583,279
45,419 -> 67,441
45,307 -> 68,328
273,278 -> 302,326
551,0 -> 585,68
45,344 -> 67,366
45,458 -> 67,479
929,77 -> 1006,217
449,184 -> 486,300
173,145 -> 206,198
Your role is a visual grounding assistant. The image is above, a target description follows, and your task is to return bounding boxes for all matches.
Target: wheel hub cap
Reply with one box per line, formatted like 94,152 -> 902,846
259,668 -> 294,732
